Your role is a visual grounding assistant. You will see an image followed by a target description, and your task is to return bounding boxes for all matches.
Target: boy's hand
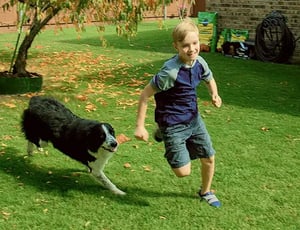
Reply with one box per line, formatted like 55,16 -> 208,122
212,95 -> 222,108
134,126 -> 149,142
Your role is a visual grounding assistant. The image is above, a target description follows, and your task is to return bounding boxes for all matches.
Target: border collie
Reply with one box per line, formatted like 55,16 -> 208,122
21,96 -> 125,195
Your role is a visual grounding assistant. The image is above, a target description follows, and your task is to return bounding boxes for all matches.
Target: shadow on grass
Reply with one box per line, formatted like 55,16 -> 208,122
4,24 -> 299,117
75,55 -> 300,118
58,29 -> 173,54
51,24 -> 300,119
0,50 -> 14,63
0,147 -> 194,206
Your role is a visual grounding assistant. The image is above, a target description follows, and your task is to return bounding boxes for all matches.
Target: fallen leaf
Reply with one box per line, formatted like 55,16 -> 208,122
35,45 -> 44,49
261,127 -> 270,132
132,144 -> 139,149
143,72 -> 153,77
116,134 -> 131,144
1,211 -> 11,220
71,172 -> 81,177
143,165 -> 151,172
84,221 -> 91,227
85,103 -> 97,112
3,135 -> 13,140
64,97 -> 70,103
95,97 -> 108,106
123,162 -> 131,168
2,102 -> 16,108
75,94 -> 88,101
117,99 -> 137,107
127,78 -> 146,87
202,101 -> 210,106
129,89 -> 142,96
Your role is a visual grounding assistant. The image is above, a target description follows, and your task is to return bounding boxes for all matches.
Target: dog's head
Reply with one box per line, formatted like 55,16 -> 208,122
88,123 -> 118,153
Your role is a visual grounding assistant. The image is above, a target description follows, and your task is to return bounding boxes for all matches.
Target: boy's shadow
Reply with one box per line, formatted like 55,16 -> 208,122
0,147 -> 194,206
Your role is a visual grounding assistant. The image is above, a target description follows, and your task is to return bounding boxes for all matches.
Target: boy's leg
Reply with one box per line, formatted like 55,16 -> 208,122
172,162 -> 191,177
199,155 -> 215,194
199,155 -> 221,207
160,123 -> 192,177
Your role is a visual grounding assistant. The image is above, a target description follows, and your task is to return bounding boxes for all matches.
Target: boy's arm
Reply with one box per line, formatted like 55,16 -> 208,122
205,78 -> 222,108
134,83 -> 156,142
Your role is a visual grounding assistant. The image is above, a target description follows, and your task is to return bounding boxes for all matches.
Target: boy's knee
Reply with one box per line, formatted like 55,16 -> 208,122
172,163 -> 191,177
174,170 -> 191,177
201,156 -> 215,166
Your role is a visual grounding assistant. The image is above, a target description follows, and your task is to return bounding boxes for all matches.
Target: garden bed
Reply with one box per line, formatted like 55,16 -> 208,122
0,72 -> 43,95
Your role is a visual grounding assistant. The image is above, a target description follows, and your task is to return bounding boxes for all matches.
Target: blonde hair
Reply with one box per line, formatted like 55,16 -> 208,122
172,18 -> 199,42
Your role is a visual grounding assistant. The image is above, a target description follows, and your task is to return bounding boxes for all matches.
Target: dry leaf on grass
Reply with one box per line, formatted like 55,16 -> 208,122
143,165 -> 151,172
1,211 -> 11,220
75,94 -> 88,101
1,102 -> 16,108
261,127 -> 270,132
85,103 -> 97,112
123,162 -> 131,168
202,101 -> 211,106
3,135 -> 13,141
116,134 -> 131,144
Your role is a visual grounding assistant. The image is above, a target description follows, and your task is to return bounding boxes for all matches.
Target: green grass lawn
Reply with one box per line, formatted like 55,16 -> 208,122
0,19 -> 300,229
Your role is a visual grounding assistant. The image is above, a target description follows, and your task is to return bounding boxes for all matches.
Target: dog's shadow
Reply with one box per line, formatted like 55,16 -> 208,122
1,147 -> 194,206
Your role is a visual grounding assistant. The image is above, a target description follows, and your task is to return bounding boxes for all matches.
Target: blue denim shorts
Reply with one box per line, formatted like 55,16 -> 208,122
159,115 -> 215,168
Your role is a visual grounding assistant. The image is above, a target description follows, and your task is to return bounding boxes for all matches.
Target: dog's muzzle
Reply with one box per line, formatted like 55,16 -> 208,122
103,141 -> 118,152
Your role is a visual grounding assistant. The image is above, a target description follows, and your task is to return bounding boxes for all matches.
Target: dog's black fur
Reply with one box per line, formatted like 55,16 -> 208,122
21,96 -> 125,195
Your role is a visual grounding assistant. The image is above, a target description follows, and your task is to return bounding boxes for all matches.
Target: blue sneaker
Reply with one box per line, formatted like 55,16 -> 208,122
199,191 -> 221,208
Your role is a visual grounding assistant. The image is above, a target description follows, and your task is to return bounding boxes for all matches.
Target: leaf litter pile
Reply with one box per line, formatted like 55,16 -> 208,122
3,49 -> 147,137
0,49 -> 156,196
23,50 -> 151,110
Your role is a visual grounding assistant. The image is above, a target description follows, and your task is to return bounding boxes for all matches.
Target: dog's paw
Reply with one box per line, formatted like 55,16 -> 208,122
113,189 -> 126,196
27,142 -> 35,155
40,141 -> 48,148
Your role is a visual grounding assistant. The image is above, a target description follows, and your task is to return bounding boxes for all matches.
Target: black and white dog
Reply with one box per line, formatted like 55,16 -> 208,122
21,96 -> 125,195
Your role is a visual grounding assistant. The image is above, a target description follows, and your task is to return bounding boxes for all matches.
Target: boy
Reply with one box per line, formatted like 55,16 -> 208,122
134,19 -> 222,207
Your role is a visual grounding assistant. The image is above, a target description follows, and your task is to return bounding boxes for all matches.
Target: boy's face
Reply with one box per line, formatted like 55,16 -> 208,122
173,31 -> 200,65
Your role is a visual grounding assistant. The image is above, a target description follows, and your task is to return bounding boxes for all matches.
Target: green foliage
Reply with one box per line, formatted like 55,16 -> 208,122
1,0 -> 162,36
0,19 -> 300,229
1,0 -> 163,75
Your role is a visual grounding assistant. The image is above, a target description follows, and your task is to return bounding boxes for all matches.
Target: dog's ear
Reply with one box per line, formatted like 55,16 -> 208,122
87,124 -> 105,152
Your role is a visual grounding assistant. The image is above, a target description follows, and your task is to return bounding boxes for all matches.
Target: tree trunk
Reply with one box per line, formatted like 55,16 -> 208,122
13,7 -> 60,77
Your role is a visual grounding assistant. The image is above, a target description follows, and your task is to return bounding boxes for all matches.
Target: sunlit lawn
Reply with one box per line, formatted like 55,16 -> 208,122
0,19 -> 299,229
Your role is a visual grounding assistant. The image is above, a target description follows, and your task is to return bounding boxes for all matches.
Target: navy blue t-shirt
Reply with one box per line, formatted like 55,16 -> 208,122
150,54 -> 213,127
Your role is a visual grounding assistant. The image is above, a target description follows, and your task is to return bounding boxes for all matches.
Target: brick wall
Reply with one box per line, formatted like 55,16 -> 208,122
205,0 -> 300,63
0,0 -> 16,30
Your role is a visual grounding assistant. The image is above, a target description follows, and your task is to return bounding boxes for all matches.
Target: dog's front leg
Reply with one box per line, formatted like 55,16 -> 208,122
88,151 -> 126,195
27,141 -> 35,155
95,170 -> 126,195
